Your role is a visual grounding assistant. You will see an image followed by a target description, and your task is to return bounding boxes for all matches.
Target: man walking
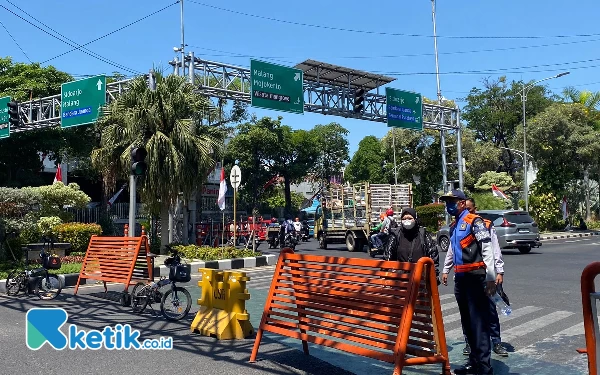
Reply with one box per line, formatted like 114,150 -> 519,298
461,198 -> 508,357
440,190 -> 496,375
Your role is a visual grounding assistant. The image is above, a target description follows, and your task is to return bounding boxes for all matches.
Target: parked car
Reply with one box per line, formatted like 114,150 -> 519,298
436,210 -> 542,254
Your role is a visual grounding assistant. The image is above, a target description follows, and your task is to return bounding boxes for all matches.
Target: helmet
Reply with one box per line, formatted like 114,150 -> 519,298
379,212 -> 386,221
386,208 -> 394,217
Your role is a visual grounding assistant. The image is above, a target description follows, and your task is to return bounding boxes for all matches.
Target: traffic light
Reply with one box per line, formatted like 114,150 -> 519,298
353,88 -> 365,113
7,101 -> 19,127
130,147 -> 147,176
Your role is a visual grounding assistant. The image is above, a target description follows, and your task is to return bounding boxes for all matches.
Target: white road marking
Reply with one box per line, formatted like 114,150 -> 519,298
502,311 -> 575,341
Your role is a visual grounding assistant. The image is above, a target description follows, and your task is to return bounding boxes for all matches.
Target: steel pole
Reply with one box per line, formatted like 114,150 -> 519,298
392,128 -> 398,184
522,87 -> 528,212
456,108 -> 464,191
180,0 -> 185,76
128,175 -> 136,237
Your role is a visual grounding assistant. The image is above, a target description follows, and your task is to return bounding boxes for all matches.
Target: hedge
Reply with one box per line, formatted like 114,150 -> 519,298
55,223 -> 103,253
415,203 -> 446,232
173,245 -> 261,261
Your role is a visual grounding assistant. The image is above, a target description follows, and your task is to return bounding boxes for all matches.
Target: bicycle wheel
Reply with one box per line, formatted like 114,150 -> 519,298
37,274 -> 62,300
5,270 -> 24,296
160,286 -> 192,321
131,282 -> 149,313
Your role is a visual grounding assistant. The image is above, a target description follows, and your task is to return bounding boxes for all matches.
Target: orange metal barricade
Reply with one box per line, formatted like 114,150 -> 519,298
249,248 -> 451,375
577,262 -> 600,375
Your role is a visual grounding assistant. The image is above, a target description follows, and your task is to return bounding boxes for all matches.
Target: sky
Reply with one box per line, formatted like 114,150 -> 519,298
1,0 -> 600,156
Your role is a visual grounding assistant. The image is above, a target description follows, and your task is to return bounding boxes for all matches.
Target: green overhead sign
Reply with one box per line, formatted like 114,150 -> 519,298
386,87 -> 423,130
61,75 -> 106,128
250,59 -> 304,114
0,96 -> 10,139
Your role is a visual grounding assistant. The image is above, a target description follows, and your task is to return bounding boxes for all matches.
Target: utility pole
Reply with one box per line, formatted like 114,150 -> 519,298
392,129 -> 398,185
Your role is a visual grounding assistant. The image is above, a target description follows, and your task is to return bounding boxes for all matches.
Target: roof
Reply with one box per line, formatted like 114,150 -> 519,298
294,59 -> 396,91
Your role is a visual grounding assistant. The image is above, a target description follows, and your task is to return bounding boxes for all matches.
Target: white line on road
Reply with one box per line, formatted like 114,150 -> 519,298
516,322 -> 584,356
444,306 -> 543,339
501,310 -> 575,342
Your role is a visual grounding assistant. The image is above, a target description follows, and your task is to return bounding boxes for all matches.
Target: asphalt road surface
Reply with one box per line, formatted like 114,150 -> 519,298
0,236 -> 597,375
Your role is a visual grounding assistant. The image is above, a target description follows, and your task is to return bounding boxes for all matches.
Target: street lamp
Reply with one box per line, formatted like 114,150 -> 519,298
520,71 -> 570,212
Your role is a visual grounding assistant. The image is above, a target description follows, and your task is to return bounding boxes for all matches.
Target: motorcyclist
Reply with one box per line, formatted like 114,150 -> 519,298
280,215 -> 297,248
370,209 -> 395,251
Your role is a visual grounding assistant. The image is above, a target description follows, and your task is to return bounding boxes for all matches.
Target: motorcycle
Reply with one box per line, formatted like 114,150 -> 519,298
300,222 -> 310,242
367,228 -> 387,258
282,232 -> 299,250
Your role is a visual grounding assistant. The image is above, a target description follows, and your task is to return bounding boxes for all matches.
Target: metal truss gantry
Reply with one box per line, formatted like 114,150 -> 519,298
171,53 -> 461,132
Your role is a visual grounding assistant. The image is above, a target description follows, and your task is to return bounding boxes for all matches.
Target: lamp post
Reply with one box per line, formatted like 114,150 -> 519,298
520,72 -> 569,212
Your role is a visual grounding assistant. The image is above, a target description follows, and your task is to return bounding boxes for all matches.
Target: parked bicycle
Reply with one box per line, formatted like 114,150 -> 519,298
5,237 -> 62,300
131,245 -> 192,321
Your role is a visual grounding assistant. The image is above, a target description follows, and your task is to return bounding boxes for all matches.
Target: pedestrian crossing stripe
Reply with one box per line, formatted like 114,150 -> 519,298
502,310 -> 575,341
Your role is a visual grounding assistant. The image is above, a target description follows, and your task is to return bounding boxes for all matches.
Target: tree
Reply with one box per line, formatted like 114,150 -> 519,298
91,72 -> 224,250
474,171 -> 515,191
462,76 -> 554,176
310,123 -> 349,185
523,103 -> 600,194
225,116 -> 317,214
562,87 -> 600,113
344,136 -> 385,184
453,129 -> 502,189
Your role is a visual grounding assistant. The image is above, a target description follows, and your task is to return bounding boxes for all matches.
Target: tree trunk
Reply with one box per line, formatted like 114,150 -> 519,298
283,172 -> 292,214
585,168 -> 591,220
160,201 -> 170,255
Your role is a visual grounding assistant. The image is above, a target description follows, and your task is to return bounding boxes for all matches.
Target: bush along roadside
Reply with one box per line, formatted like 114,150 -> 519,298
55,223 -> 103,253
0,252 -> 85,279
172,244 -> 262,261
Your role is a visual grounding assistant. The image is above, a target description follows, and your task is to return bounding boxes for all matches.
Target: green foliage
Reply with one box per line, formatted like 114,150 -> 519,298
54,223 -> 103,253
37,216 -> 63,237
22,182 -> 91,221
523,103 -> 600,193
469,192 -> 510,210
415,203 -> 446,232
474,171 -> 515,191
264,189 -> 305,213
528,190 -> 561,232
585,220 -> 600,230
0,259 -> 83,279
172,245 -> 261,261
310,123 -> 350,184
345,136 -> 385,184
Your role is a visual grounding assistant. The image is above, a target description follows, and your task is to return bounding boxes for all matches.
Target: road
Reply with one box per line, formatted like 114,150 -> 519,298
0,236 -> 596,375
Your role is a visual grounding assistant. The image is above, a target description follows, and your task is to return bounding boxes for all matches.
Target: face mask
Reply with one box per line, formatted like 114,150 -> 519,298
446,201 -> 459,216
402,219 -> 416,230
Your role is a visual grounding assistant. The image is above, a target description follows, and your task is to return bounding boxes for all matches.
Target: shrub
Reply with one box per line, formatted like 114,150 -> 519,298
469,193 -> 510,210
37,216 -> 63,238
529,192 -> 561,232
55,223 -> 103,253
416,203 -> 446,232
173,245 -> 261,261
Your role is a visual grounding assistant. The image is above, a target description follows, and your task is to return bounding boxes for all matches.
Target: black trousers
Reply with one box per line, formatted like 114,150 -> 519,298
455,273 -> 493,374
462,295 -> 502,345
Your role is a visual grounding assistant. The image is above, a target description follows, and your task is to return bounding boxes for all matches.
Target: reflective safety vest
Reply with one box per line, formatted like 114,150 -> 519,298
450,211 -> 487,275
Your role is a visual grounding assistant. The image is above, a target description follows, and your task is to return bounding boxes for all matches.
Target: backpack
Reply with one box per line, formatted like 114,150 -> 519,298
383,226 -> 427,262
286,220 -> 295,232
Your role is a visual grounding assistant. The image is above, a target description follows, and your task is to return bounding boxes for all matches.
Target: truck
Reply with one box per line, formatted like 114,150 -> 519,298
313,182 -> 413,255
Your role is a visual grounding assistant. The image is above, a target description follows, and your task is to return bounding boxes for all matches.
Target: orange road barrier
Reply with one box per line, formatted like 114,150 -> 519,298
577,262 -> 600,375
249,248 -> 451,375
73,225 -> 152,306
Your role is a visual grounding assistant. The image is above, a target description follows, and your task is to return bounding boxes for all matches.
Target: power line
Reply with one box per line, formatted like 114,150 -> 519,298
37,1 -> 179,64
4,0 -> 139,74
188,0 -> 600,40
0,18 -> 31,63
0,4 -> 140,74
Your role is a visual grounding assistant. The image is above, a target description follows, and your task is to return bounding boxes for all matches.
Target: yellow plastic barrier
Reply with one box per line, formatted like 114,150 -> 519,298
190,269 -> 254,339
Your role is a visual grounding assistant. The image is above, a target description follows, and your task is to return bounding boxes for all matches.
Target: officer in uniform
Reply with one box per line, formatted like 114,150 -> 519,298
440,189 -> 496,375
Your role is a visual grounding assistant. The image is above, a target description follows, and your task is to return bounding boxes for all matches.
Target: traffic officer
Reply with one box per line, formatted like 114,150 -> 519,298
439,189 -> 496,375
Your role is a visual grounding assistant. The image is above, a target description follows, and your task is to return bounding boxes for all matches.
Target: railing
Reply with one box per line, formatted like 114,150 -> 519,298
65,203 -> 148,223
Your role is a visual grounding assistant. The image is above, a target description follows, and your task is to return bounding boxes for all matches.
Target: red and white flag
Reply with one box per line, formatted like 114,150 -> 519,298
491,184 -> 508,199
53,164 -> 63,183
562,196 -> 568,220
217,167 -> 227,211
108,184 -> 127,208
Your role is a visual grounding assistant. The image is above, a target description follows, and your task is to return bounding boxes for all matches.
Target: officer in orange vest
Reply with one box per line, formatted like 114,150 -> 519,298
440,189 -> 496,375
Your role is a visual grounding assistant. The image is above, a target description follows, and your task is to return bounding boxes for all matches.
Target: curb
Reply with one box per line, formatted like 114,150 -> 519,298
539,232 -> 600,240
0,254 -> 277,294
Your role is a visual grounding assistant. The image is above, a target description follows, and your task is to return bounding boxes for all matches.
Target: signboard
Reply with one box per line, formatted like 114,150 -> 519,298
0,96 -> 10,139
61,75 -> 106,128
251,59 -> 304,114
386,88 -> 423,130
230,165 -> 242,189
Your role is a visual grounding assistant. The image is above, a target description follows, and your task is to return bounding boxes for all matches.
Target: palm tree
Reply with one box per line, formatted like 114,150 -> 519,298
91,72 -> 224,251
562,87 -> 600,112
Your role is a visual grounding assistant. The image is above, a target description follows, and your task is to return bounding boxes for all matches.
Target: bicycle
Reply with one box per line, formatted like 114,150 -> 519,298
130,245 -> 192,321
5,237 -> 62,300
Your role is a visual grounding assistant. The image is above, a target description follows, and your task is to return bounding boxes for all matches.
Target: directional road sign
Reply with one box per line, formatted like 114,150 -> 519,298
250,59 -> 304,114
0,96 -> 9,139
386,88 -> 423,130
61,75 -> 106,128
230,165 -> 242,189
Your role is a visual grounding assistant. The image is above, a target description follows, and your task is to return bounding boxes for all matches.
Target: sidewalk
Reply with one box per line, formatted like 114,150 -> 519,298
539,229 -> 600,240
